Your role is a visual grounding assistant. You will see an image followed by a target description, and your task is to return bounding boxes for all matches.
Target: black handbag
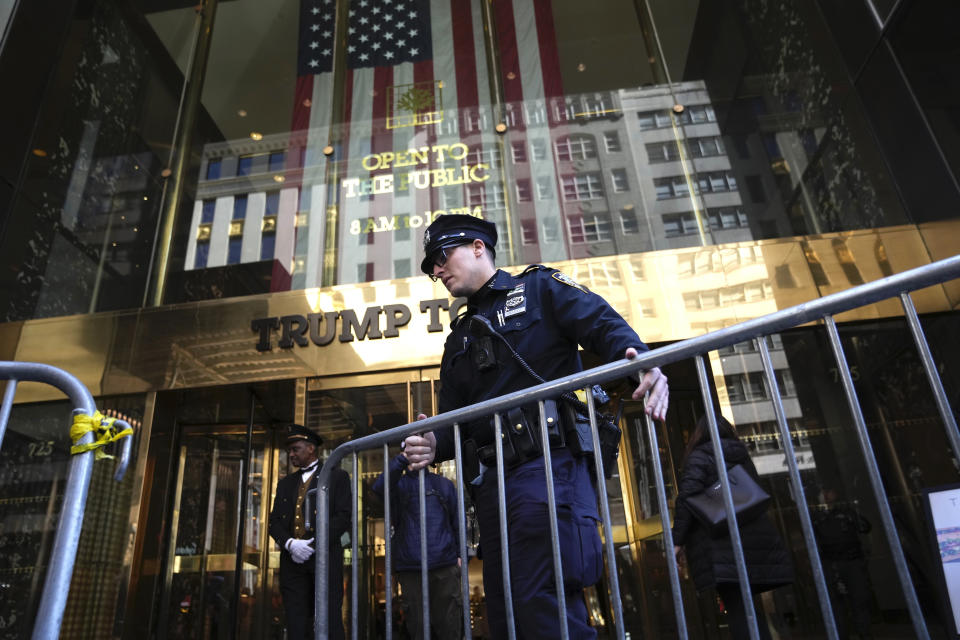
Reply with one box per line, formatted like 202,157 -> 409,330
684,463 -> 771,536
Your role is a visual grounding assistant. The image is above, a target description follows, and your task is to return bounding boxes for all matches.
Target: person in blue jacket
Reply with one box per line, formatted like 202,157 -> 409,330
372,453 -> 463,639
402,215 -> 669,639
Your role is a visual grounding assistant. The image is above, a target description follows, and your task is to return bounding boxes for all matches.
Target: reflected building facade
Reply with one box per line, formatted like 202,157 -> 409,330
0,0 -> 959,638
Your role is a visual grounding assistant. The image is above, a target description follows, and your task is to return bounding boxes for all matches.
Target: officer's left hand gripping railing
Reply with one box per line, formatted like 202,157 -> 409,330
0,362 -> 134,640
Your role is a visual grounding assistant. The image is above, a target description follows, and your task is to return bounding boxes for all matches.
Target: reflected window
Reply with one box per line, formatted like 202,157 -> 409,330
201,200 -> 216,224
394,259 -> 411,279
227,237 -> 242,265
525,102 -> 546,126
358,262 -> 374,281
511,142 -> 527,163
268,151 -> 285,172
467,184 -> 505,209
265,191 -> 280,216
206,159 -> 222,180
505,104 -> 521,128
195,242 -> 210,269
492,184 -> 506,209
553,99 -> 577,122
689,104 -> 717,123
467,185 -> 483,207
237,155 -> 254,177
562,174 -> 603,201
646,141 -> 681,163
585,94 -> 611,117
555,135 -> 597,161
466,146 -> 499,168
775,370 -> 797,396
260,233 -> 275,261
637,110 -> 672,130
684,290 -> 720,310
465,109 -> 485,131
698,171 -> 737,193
654,176 -> 690,199
688,136 -> 725,158
233,195 -> 248,220
536,176 -> 553,200
516,179 -> 532,202
604,131 -> 622,153
531,139 -> 547,161
542,220 -> 560,243
664,213 -> 700,238
738,372 -> 768,401
708,207 -> 748,230
521,219 -> 537,245
611,168 -> 629,193
620,208 -> 639,234
567,213 -> 612,243
439,188 -> 459,209
743,281 -> 773,301
581,261 -> 622,287
637,105 -> 717,129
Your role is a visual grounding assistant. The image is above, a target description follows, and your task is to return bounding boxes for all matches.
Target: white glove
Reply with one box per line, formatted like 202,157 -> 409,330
287,538 -> 314,564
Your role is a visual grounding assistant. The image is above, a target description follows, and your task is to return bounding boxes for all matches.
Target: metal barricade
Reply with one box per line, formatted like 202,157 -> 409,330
0,362 -> 133,640
314,254 -> 960,640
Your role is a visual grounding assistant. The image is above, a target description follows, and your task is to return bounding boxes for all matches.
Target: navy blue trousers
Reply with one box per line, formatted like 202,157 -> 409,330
475,450 -> 602,639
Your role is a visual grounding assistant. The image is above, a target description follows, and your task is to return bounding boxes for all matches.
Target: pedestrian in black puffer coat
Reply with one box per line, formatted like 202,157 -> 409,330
673,415 -> 794,640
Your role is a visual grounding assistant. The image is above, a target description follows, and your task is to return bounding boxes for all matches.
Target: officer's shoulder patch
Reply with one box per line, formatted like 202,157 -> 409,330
551,271 -> 589,293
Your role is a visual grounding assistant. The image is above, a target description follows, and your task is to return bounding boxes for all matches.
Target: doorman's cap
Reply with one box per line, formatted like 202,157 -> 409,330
284,423 -> 323,447
420,214 -> 497,274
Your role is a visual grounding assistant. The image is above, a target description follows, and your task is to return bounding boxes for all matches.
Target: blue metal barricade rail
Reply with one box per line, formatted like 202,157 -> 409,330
313,253 -> 960,640
0,362 -> 133,640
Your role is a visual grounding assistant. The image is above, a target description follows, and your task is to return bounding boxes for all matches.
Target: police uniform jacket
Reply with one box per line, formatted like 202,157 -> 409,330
432,266 -> 647,465
269,462 -> 352,575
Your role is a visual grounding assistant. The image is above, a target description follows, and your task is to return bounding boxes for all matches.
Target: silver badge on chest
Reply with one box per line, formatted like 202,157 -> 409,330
503,289 -> 526,318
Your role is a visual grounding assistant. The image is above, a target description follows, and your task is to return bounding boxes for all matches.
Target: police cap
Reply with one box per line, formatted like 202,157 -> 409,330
420,214 -> 497,275
284,423 -> 323,447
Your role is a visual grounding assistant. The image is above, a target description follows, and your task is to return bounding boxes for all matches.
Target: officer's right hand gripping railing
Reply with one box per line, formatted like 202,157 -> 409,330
0,362 -> 134,640
312,253 -> 960,640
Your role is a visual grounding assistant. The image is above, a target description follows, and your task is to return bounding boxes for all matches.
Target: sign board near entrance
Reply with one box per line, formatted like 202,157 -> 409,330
251,297 -> 467,351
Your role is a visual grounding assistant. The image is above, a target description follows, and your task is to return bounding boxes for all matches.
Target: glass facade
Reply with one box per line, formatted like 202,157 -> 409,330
0,0 -> 959,638
2,0 -> 957,315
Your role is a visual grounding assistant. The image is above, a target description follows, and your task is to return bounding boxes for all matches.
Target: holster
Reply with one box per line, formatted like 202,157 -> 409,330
474,400 -> 566,470
559,400 -> 622,478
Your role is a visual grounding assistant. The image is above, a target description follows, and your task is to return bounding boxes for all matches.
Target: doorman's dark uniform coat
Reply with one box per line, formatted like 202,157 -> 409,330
269,461 -> 351,640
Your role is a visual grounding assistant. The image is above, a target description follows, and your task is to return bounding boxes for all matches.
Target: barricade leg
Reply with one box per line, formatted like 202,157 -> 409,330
643,407 -> 689,640
824,316 -> 930,640
695,355 -> 762,640
757,338 -> 839,640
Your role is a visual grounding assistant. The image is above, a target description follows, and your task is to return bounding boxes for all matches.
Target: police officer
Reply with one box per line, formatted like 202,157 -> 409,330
403,215 -> 669,639
269,424 -> 351,640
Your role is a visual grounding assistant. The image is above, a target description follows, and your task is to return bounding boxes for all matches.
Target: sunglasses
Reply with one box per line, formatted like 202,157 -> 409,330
428,243 -> 470,281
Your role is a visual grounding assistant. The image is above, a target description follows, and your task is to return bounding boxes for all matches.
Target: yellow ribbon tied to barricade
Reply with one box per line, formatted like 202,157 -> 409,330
70,411 -> 133,460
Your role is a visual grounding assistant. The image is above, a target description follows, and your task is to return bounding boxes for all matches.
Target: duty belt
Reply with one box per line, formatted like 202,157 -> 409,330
474,399 -> 567,470
471,397 -> 622,478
